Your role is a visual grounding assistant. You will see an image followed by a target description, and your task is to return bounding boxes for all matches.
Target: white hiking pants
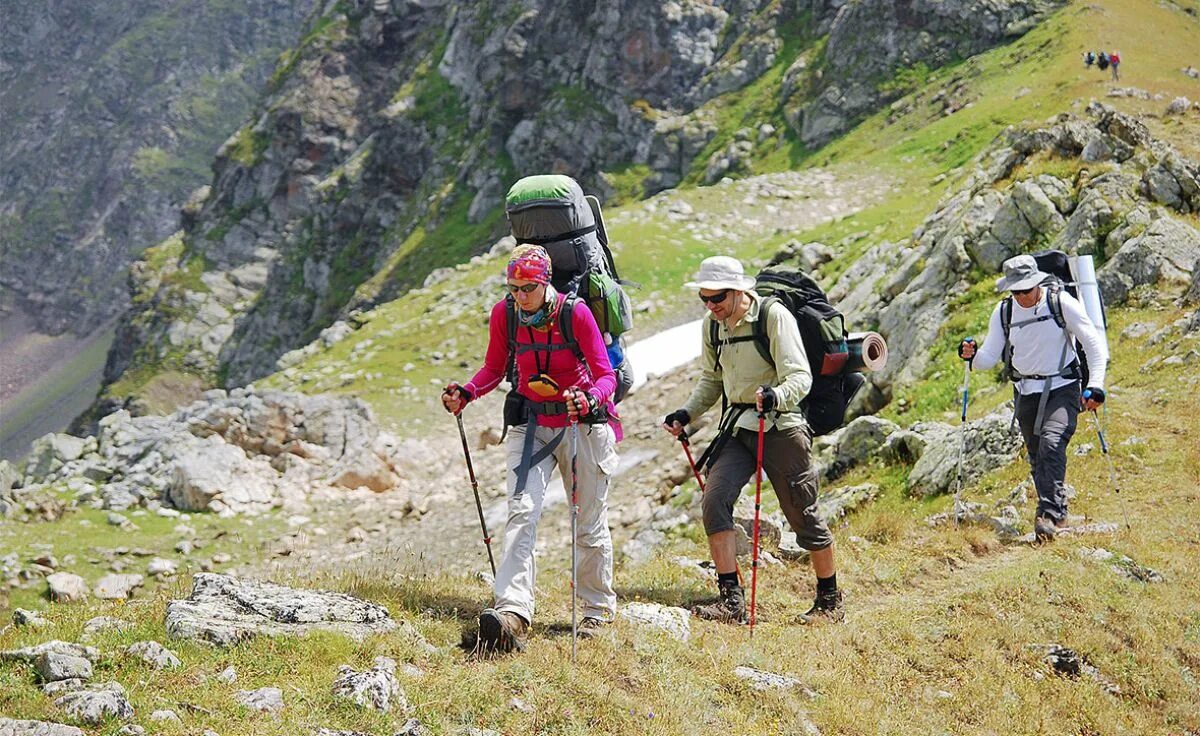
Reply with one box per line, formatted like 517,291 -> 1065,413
495,422 -> 619,623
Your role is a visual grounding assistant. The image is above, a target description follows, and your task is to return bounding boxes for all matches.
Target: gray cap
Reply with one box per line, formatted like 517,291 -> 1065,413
685,255 -> 757,291
994,254 -> 1048,292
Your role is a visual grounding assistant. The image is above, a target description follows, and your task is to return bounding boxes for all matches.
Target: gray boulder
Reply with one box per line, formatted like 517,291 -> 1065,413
165,573 -> 399,646
81,617 -> 132,638
46,573 -> 89,603
234,687 -> 284,712
25,434 -> 87,482
331,657 -> 405,713
818,484 -> 882,522
908,409 -> 1023,496
93,574 -> 144,600
0,720 -> 85,736
167,438 -> 278,515
824,417 -> 900,479
1,641 -> 99,663
125,641 -> 182,669
619,602 -> 691,642
326,447 -> 397,492
1099,217 -> 1200,305
54,683 -> 134,725
35,653 -> 93,683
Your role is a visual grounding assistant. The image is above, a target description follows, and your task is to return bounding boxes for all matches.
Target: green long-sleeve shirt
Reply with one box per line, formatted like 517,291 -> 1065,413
682,291 -> 813,433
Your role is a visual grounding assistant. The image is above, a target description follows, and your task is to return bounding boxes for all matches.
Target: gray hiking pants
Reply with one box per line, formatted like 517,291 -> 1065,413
702,425 -> 833,551
1015,382 -> 1080,524
495,422 -> 619,624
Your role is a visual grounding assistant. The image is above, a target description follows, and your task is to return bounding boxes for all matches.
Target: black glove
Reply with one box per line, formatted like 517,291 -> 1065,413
664,409 -> 691,428
957,337 -> 976,361
443,382 -> 472,402
759,385 -> 778,413
1082,387 -> 1105,405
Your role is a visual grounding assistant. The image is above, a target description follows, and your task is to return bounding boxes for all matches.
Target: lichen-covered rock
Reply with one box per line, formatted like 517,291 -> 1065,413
619,602 -> 691,642
908,409 -> 1023,496
34,653 -> 93,683
234,687 -> 284,713
1098,217 -> 1200,305
125,641 -> 182,670
54,683 -> 134,725
165,573 -> 400,646
0,719 -> 86,736
331,657 -> 405,712
1,641 -> 99,663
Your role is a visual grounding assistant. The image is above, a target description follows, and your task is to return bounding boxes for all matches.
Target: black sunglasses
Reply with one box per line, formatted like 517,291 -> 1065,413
505,282 -> 542,294
1011,287 -> 1035,296
698,289 -> 732,304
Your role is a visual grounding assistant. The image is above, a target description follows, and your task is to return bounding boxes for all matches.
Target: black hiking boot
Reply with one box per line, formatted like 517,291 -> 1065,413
478,608 -> 528,653
796,590 -> 844,625
1034,516 -> 1057,543
692,580 -> 747,624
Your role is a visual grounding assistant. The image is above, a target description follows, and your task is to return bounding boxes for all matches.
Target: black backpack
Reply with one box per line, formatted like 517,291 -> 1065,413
1097,52 -> 1110,70
999,249 -> 1103,389
708,266 -> 864,436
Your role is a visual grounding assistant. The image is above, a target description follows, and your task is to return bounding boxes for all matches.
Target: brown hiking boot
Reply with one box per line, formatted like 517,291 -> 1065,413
478,608 -> 528,653
796,590 -> 844,625
1034,516 -> 1057,543
576,616 -> 609,639
692,580 -> 747,624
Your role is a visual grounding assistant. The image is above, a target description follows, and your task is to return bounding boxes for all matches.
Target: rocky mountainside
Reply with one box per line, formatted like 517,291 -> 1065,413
829,102 -> 1200,414
99,0 -> 1065,406
0,0 -> 316,336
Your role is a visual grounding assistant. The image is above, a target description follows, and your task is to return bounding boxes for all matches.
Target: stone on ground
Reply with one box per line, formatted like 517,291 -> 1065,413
330,656 -> 405,712
93,574 -> 144,600
54,683 -> 134,724
1,641 -> 99,663
619,602 -> 691,642
125,641 -> 182,669
45,573 -> 89,603
234,687 -> 284,712
0,719 -> 86,736
34,653 -> 93,683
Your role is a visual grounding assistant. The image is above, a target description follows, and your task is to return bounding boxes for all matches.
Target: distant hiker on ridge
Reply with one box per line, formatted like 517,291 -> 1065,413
442,244 -> 621,653
958,254 -> 1108,543
662,256 -> 843,625
1082,50 -> 1095,69
1110,50 -> 1121,81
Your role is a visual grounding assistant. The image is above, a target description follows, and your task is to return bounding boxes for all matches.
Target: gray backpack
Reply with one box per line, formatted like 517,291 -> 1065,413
505,174 -> 634,402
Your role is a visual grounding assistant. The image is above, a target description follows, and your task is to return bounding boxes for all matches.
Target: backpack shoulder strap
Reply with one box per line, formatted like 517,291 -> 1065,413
1046,283 -> 1067,329
708,318 -> 723,372
558,296 -> 585,363
505,296 -> 518,385
751,297 -> 778,369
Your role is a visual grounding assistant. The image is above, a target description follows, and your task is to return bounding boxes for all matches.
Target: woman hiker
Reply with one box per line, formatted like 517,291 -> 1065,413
441,244 -> 621,653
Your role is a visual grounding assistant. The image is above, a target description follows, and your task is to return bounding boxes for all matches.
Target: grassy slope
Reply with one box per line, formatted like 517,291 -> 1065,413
4,1 -> 1200,733
2,311 -> 1198,734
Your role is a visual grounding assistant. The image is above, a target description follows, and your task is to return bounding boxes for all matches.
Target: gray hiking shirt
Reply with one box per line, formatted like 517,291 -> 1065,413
682,291 -> 813,433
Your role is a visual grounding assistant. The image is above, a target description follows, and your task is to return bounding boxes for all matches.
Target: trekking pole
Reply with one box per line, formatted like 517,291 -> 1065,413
1089,407 -> 1130,530
569,416 -> 580,665
954,357 -> 973,525
678,430 -> 706,493
749,412 -> 765,637
455,413 -> 497,578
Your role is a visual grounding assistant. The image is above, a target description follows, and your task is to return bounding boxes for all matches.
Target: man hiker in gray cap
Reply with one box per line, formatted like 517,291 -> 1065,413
959,254 -> 1109,542
662,255 -> 842,624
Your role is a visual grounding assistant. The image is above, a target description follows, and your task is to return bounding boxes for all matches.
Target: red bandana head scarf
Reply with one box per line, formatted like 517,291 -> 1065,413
507,244 -> 552,285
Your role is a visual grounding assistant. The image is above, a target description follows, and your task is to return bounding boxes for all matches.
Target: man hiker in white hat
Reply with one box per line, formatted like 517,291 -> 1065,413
958,254 -> 1109,542
662,255 -> 842,624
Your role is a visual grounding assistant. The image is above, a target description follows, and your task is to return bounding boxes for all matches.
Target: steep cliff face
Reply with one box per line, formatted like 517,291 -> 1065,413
790,0 -> 1065,146
101,0 -> 1064,405
0,0 -> 315,336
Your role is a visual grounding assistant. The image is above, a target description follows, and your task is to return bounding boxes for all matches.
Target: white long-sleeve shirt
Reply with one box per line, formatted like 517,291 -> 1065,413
972,288 -> 1107,395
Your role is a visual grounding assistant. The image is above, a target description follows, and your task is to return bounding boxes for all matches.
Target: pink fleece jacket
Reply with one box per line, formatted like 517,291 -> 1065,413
464,294 -> 622,440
